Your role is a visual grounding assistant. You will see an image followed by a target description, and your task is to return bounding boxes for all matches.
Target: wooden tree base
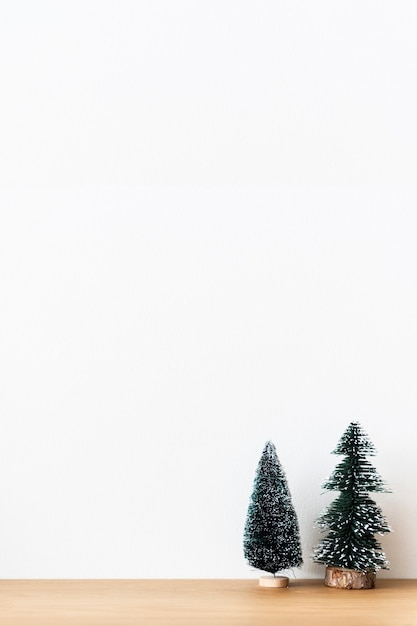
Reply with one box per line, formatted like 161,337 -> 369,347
259,575 -> 289,588
325,566 -> 376,589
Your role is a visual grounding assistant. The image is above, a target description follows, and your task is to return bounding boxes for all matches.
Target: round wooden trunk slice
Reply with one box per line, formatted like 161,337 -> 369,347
325,566 -> 376,589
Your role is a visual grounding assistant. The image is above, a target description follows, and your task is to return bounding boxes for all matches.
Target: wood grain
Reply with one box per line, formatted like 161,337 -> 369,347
0,579 -> 416,626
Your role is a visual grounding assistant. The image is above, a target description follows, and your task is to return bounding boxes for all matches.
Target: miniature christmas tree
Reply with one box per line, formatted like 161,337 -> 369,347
244,441 -> 302,586
313,421 -> 391,589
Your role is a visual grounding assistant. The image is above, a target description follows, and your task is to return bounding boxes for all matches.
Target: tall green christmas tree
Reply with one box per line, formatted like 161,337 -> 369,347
244,441 -> 303,575
313,422 -> 391,573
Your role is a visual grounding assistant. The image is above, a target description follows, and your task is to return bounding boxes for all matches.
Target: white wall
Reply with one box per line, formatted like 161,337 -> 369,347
0,191 -> 416,578
1,1 -> 417,186
1,2 -> 417,579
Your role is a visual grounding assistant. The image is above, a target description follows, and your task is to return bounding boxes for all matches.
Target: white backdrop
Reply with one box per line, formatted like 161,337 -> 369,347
0,190 -> 416,578
1,1 -> 417,579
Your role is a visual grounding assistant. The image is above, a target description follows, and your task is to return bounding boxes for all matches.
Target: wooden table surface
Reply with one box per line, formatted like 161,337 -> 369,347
0,579 -> 416,626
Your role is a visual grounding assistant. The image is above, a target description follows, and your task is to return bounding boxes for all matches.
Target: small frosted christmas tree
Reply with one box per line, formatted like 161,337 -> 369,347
313,422 -> 391,589
244,441 -> 302,587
